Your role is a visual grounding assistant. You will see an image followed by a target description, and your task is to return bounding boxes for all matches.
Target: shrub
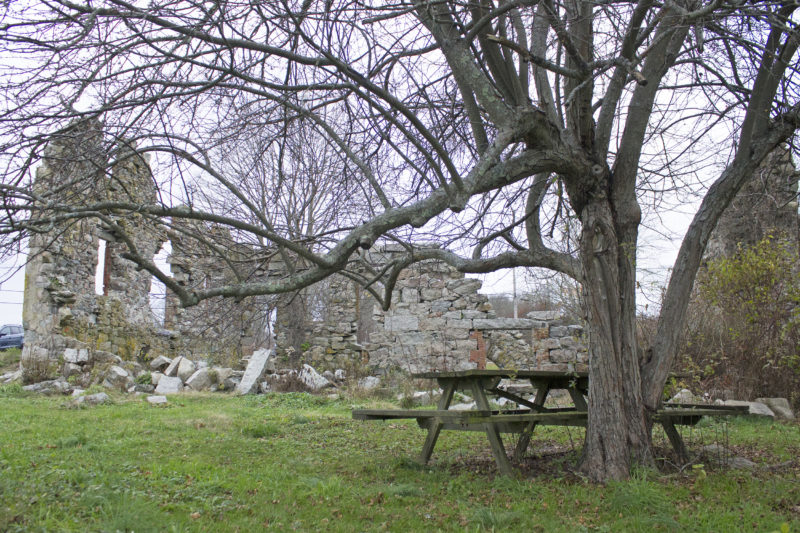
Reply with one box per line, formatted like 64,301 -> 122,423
681,236 -> 800,406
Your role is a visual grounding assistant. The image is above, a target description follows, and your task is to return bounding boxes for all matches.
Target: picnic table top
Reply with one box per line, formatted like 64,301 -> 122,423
411,369 -> 588,380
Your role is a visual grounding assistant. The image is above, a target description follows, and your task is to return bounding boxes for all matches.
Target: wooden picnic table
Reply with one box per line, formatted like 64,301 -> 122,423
352,369 -> 747,475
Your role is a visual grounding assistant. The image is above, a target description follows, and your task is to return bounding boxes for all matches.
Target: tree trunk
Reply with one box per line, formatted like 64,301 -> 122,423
578,197 -> 652,481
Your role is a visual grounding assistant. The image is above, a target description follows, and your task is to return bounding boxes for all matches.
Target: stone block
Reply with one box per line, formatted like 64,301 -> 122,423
549,326 -> 569,337
446,319 -> 473,330
720,400 -> 775,418
527,310 -> 560,321
540,338 -> 561,350
149,355 -> 172,371
755,397 -> 795,420
473,318 -> 534,330
420,288 -> 443,301
63,362 -> 83,378
299,364 -> 332,391
63,348 -> 89,364
106,365 -> 131,389
429,301 -> 451,313
164,356 -> 182,377
420,317 -> 446,331
401,288 -> 420,303
146,395 -> 168,405
236,348 -> 272,395
176,358 -> 197,382
154,376 -> 183,394
567,325 -> 584,336
211,367 -> 233,384
186,368 -> 212,391
384,315 -> 419,331
77,392 -> 110,406
549,349 -> 578,363
446,278 -> 482,295
151,371 -> 164,385
559,336 -> 584,350
443,311 -> 463,319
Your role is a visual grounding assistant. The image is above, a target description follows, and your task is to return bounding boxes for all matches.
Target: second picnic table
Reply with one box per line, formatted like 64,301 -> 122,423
352,369 -> 746,475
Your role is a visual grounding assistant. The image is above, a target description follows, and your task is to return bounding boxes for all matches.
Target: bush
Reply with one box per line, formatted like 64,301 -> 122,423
681,236 -> 800,406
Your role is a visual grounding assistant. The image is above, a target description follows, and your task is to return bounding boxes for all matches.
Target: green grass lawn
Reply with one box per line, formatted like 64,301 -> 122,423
0,386 -> 797,532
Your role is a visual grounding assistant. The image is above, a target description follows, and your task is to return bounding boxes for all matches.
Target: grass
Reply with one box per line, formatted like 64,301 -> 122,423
0,347 -> 21,372
0,388 -> 797,532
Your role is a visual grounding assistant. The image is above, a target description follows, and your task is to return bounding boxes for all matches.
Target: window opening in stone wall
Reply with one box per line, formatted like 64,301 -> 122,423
94,239 -> 107,295
149,242 -> 171,327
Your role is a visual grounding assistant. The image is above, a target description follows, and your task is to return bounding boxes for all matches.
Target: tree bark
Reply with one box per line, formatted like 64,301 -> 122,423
578,196 -> 652,481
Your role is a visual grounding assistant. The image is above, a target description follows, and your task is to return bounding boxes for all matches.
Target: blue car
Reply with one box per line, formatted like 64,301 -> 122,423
0,324 -> 24,350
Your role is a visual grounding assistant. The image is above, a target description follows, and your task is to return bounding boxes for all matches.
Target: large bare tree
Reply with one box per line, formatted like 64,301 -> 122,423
1,0 -> 799,480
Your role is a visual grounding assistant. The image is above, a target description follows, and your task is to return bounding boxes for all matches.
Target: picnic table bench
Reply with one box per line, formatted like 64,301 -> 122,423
352,369 -> 747,475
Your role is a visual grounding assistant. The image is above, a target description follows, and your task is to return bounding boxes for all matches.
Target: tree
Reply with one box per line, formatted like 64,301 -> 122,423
1,1 -> 799,481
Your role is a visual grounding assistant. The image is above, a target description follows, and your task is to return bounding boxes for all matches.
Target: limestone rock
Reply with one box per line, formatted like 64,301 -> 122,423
186,368 -> 212,391
259,381 -> 271,394
358,376 -> 380,390
755,398 -> 795,420
151,371 -> 164,385
720,400 -> 775,418
77,392 -> 110,406
472,318 -> 534,330
669,389 -> 699,404
154,376 -> 183,395
134,383 -> 155,393
334,369 -> 346,381
146,395 -> 168,405
149,355 -> 172,371
105,365 -> 131,390
299,364 -> 332,391
93,350 -> 121,364
23,379 -> 71,395
176,358 -> 197,382
236,348 -> 272,395
64,348 -> 89,364
449,402 -> 477,410
164,356 -> 183,377
702,444 -> 757,470
211,367 -> 233,385
0,369 -> 22,383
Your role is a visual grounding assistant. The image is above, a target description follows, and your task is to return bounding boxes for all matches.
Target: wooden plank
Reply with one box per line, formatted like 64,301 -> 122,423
413,369 -> 588,380
662,403 -> 749,412
419,379 -> 456,465
470,379 -> 513,475
513,381 -> 551,461
661,419 -> 689,463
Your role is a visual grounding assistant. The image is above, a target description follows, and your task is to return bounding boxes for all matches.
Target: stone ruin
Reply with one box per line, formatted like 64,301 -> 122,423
274,245 -> 588,375
18,122 -> 589,386
20,121 -> 271,385
706,144 -> 800,258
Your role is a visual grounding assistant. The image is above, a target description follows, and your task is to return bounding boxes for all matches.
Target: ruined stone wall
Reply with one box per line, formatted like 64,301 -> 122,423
21,123 -> 263,383
274,245 -> 589,375
21,122 -> 177,382
706,145 -> 800,258
164,220 -> 271,365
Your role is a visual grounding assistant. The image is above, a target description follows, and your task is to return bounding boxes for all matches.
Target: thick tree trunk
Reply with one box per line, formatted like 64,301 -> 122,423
578,198 -> 652,481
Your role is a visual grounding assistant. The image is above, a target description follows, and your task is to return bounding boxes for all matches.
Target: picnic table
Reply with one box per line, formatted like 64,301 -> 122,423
352,369 -> 747,475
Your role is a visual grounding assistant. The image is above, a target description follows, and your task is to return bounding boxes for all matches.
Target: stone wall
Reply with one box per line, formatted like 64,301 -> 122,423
706,145 -> 800,258
21,122 -> 265,382
275,245 -> 589,375
22,123 -> 589,383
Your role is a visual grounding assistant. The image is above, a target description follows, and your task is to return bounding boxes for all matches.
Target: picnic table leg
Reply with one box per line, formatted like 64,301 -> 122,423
418,380 -> 456,465
661,419 -> 690,464
514,382 -> 550,461
470,381 -> 513,475
568,387 -> 588,411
